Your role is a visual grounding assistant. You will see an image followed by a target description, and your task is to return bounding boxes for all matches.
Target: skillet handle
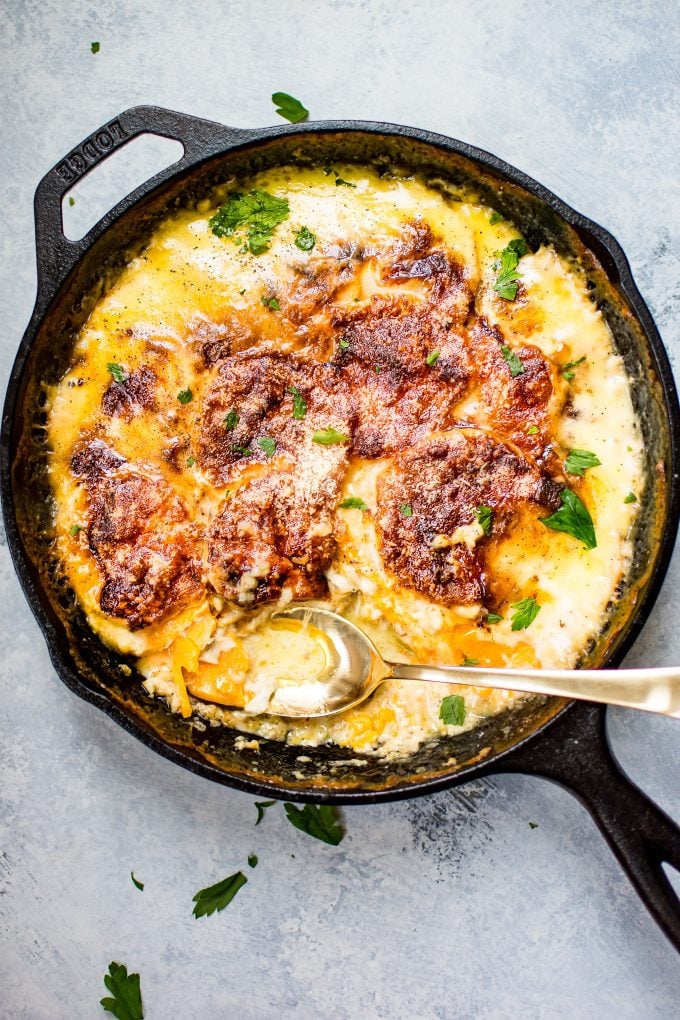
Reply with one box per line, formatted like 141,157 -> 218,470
494,700 -> 680,951
33,104 -> 252,299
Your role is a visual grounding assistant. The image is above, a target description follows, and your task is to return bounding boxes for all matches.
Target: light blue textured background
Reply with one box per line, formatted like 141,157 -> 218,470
1,2 -> 679,1017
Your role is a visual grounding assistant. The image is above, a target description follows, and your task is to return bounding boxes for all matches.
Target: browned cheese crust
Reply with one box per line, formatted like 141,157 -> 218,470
374,430 -> 562,606
69,219 -> 572,627
71,440 -> 204,629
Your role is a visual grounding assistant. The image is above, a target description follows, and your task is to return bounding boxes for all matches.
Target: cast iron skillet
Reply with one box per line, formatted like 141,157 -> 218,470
2,106 -> 680,949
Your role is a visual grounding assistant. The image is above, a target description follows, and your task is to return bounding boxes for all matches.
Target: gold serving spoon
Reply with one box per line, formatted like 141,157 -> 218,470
267,606 -> 680,719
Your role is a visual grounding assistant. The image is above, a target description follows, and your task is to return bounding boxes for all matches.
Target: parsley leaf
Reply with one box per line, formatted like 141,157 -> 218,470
130,872 -> 144,892
425,350 -> 441,366
500,345 -> 525,377
474,505 -> 493,536
439,694 -> 466,726
223,409 -> 239,431
257,436 -> 277,458
400,503 -> 413,517
192,871 -> 248,918
272,91 -> 309,123
486,612 -> 503,624
209,190 -> 290,255
288,385 -> 307,419
529,821 -> 539,829
462,657 -> 480,667
489,211 -> 505,224
624,491 -> 637,504
493,238 -> 528,300
312,427 -> 350,445
261,295 -> 281,311
284,803 -> 344,845
295,226 -> 316,251
255,800 -> 275,825
510,597 -> 541,631
68,196 -> 76,206
565,449 -> 601,476
100,962 -> 143,1020
231,445 -> 252,457
539,488 -> 597,549
177,388 -> 193,404
69,524 -> 83,537
527,424 -> 539,435
338,497 -> 368,510
561,355 -> 586,381
335,177 -> 356,188
248,854 -> 258,868
338,337 -> 350,350
107,363 -> 127,383
91,41 -> 100,54
186,455 -> 196,467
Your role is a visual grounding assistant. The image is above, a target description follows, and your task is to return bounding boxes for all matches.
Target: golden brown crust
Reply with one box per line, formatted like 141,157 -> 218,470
374,430 -> 562,606
71,440 -> 203,629
101,366 -> 157,419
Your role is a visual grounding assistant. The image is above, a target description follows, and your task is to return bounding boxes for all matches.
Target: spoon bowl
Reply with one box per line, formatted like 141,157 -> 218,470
267,607 -> 680,720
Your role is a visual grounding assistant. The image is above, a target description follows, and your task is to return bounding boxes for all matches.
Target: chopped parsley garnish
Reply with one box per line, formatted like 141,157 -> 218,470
493,237 -> 528,300
486,612 -> 503,624
529,821 -> 539,829
527,424 -> 539,435
323,166 -> 337,176
192,871 -> 248,918
294,226 -> 316,251
130,872 -> 144,892
624,491 -> 637,504
107,363 -> 127,383
474,505 -> 494,536
539,488 -> 597,549
500,345 -> 525,377
338,337 -> 350,350
257,436 -> 277,458
288,385 -> 307,419
186,455 -> 196,467
69,524 -> 83,537
489,211 -> 505,224
261,295 -> 281,311
91,41 -> 100,54
510,597 -> 541,631
425,350 -> 441,366
177,388 -> 193,404
255,800 -> 275,825
100,962 -> 143,1020
462,657 -> 480,667
338,497 -> 368,510
312,427 -> 350,445
223,409 -> 239,431
335,177 -> 356,188
231,445 -> 252,457
68,196 -> 75,207
248,854 -> 258,869
565,449 -> 601,476
284,803 -> 344,845
272,91 -> 309,123
400,503 -> 413,517
439,694 -> 466,726
561,355 -> 586,381
209,189 -> 290,255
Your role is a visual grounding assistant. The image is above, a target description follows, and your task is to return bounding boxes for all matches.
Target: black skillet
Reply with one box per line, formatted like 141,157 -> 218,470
2,106 -> 679,949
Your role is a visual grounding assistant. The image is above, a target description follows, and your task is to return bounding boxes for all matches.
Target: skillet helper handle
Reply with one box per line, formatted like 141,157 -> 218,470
32,104 -> 250,296
496,701 -> 680,951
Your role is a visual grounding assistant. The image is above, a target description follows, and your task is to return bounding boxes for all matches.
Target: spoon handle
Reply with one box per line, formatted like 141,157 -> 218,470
388,663 -> 680,718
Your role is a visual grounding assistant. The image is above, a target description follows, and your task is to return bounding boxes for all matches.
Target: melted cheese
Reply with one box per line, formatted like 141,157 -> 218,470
47,165 -> 644,758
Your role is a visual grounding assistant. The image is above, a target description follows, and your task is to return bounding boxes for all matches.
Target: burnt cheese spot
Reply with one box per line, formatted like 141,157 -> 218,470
71,440 -> 203,630
375,430 -> 562,607
101,366 -> 157,419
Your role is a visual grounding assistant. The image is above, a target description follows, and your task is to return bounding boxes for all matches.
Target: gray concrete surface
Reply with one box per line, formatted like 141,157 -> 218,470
1,1 -> 679,1017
